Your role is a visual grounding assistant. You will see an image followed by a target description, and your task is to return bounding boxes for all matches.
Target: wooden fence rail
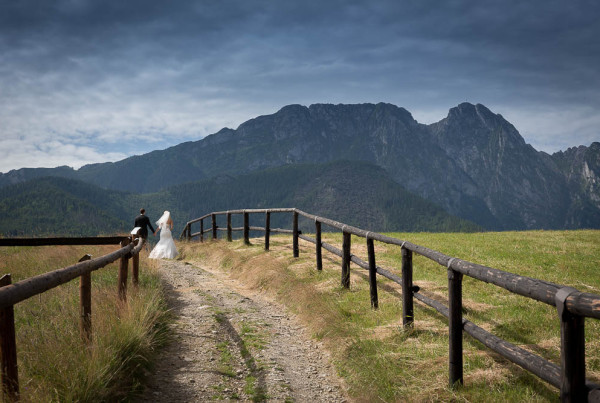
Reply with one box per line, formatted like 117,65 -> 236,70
0,231 -> 144,401
181,208 -> 600,403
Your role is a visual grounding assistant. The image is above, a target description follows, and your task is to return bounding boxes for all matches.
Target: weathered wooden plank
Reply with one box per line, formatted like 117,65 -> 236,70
321,240 -> 342,257
186,213 -> 212,225
566,292 -> 600,320
229,227 -> 244,232
271,228 -> 294,234
296,208 -> 600,319
194,208 -> 600,317
217,208 -> 295,215
411,290 -> 564,388
0,242 -> 135,309
588,387 -> 600,402
308,236 -> 404,285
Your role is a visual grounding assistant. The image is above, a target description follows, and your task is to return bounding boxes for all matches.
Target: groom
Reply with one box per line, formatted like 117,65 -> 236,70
134,208 -> 156,240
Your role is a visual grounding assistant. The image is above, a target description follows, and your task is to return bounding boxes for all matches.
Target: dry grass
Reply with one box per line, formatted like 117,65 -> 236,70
179,230 -> 600,402
0,244 -> 169,402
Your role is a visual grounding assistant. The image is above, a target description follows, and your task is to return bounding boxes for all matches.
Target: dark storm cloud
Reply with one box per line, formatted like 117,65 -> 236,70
0,0 -> 599,172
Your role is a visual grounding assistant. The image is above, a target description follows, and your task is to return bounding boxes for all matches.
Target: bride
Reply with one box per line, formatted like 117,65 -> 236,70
149,211 -> 178,259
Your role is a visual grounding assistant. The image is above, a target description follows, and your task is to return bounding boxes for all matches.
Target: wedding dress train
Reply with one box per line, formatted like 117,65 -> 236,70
149,224 -> 178,259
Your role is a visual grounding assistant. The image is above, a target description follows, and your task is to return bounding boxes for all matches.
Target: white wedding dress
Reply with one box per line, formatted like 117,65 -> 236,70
149,224 -> 178,259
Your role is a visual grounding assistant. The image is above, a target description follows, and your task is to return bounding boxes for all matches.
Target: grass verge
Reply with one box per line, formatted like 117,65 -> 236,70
0,244 -> 170,402
179,230 -> 600,402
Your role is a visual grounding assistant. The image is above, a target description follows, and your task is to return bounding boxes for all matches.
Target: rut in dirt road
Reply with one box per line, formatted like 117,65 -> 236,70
138,259 -> 347,402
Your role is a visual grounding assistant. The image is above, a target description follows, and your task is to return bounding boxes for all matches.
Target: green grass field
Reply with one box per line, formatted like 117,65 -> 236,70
180,229 -> 600,402
0,244 -> 170,402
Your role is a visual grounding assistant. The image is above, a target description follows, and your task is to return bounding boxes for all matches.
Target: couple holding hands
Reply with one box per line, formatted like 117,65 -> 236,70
134,208 -> 178,259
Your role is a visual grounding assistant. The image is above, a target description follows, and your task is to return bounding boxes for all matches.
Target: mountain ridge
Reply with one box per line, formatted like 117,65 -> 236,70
0,161 -> 480,236
1,102 -> 598,230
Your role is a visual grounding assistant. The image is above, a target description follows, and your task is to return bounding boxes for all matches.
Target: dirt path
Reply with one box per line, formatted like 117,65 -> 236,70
138,259 -> 348,402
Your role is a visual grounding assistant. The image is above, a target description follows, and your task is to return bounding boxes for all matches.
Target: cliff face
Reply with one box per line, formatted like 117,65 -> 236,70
429,103 -> 571,229
1,102 -> 598,230
552,142 -> 600,228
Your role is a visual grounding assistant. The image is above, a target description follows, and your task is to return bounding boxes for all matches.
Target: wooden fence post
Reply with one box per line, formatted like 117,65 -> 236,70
227,212 -> 232,242
367,236 -> 378,309
292,211 -> 299,258
211,214 -> 217,240
187,223 -> 191,241
79,255 -> 92,343
448,267 -> 463,388
315,220 -> 322,271
132,236 -> 140,287
0,274 -> 19,401
555,287 -> 586,402
243,212 -> 250,245
200,219 -> 204,242
264,212 -> 270,251
341,231 -> 351,289
401,247 -> 414,328
118,238 -> 130,302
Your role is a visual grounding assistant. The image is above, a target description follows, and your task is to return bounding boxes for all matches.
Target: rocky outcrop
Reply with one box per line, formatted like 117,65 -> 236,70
429,103 -> 571,229
1,102 -> 598,230
552,142 -> 600,228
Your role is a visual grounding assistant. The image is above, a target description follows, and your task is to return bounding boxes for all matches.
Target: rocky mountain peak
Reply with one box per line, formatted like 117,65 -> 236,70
277,104 -> 310,116
446,102 -> 506,131
432,102 -> 525,150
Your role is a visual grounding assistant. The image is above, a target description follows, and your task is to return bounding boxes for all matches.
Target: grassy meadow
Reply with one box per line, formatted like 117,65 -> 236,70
179,229 -> 600,402
0,243 -> 170,402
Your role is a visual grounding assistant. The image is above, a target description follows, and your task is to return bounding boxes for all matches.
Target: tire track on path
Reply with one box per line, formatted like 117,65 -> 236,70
138,259 -> 347,402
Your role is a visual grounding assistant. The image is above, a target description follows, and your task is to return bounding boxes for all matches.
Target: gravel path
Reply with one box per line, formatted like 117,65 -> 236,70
138,259 -> 347,402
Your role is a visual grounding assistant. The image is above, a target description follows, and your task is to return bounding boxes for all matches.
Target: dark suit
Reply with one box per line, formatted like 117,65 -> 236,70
134,214 -> 155,239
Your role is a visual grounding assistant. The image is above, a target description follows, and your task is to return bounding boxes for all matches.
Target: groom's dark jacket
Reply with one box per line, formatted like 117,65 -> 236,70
134,214 -> 155,239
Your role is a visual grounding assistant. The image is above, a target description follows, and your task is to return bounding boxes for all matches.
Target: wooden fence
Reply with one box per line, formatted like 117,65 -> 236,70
0,231 -> 145,401
181,208 -> 600,403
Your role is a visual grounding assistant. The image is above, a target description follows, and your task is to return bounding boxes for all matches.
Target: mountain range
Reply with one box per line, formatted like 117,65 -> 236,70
0,102 -> 598,234
0,161 -> 480,236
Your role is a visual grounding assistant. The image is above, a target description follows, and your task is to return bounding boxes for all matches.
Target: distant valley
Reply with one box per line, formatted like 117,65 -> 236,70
1,102 -> 598,236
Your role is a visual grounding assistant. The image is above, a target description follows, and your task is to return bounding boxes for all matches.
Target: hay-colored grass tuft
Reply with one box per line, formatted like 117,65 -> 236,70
1,244 -> 169,401
180,230 -> 600,402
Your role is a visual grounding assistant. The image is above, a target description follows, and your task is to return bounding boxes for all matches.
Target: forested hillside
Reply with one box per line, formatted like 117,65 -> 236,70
0,161 -> 480,236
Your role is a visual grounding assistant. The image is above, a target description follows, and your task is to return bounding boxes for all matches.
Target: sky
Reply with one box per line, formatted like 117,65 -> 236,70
1,0 -> 599,173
